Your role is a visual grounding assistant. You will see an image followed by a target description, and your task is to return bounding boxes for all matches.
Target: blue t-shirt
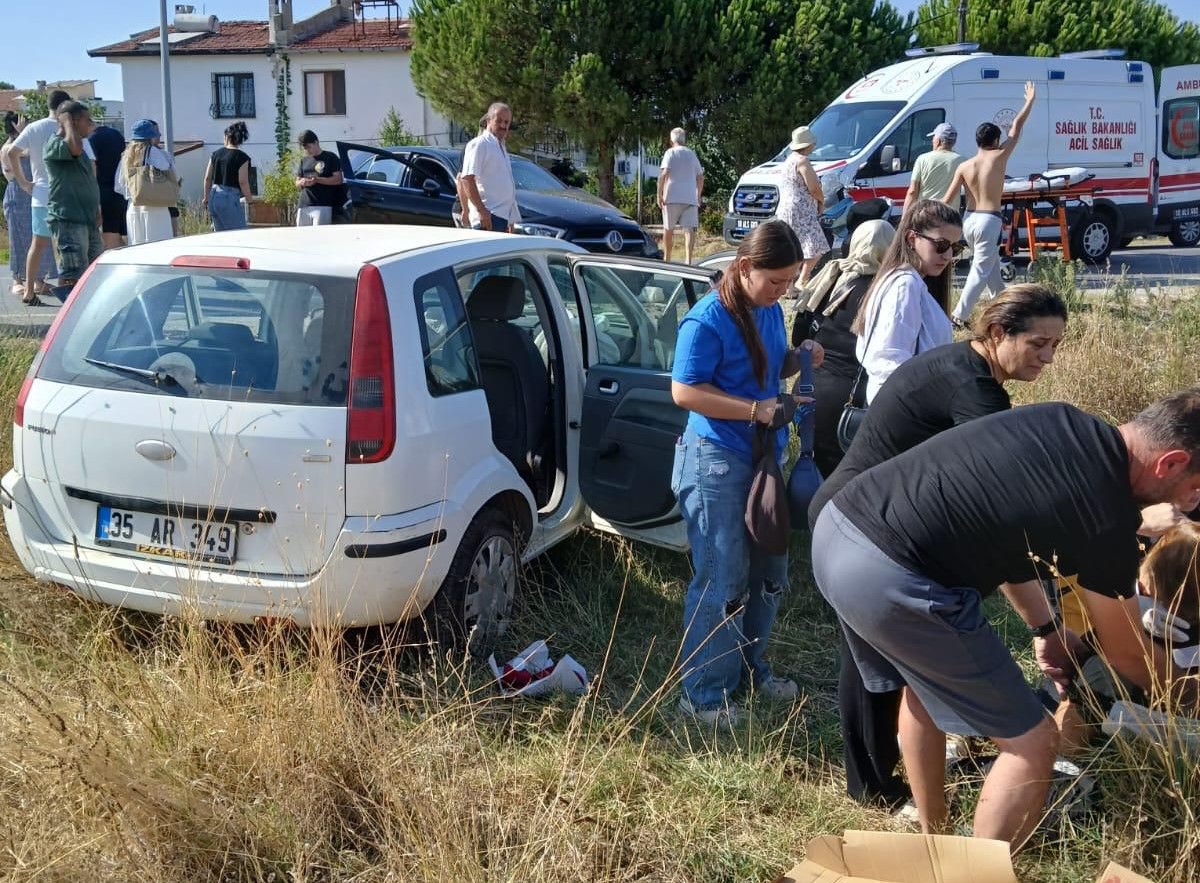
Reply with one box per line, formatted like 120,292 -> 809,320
672,291 -> 788,460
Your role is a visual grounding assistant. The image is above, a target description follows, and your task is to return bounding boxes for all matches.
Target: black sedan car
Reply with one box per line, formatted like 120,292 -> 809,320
335,142 -> 662,258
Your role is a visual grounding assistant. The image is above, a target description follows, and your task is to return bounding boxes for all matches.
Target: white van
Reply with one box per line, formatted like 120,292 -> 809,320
723,45 -> 1200,262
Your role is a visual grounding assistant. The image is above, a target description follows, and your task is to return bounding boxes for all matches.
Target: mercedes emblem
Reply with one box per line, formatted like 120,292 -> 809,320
605,230 -> 625,252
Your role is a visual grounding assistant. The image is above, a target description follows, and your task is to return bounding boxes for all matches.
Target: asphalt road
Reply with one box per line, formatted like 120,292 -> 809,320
1011,238 -> 1200,290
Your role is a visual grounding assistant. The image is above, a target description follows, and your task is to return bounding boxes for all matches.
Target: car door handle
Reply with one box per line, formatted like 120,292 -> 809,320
598,379 -> 620,396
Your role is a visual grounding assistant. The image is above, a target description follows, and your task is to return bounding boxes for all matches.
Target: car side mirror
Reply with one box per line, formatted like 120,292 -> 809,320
879,145 -> 899,173
422,178 -> 440,197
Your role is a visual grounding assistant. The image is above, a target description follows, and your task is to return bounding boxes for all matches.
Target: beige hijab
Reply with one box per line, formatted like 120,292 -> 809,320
798,219 -> 895,315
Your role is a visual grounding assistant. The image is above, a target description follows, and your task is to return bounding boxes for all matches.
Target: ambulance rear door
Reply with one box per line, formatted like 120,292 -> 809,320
1043,60 -> 1155,240
1157,66 -> 1200,246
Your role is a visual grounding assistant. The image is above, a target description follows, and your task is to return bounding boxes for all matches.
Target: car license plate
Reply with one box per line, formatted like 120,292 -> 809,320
96,505 -> 239,565
736,219 -> 761,231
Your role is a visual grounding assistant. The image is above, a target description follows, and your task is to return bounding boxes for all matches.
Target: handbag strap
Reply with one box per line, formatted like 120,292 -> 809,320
845,269 -> 892,406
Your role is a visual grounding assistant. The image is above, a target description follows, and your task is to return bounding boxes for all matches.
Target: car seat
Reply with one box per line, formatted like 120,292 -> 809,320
466,276 -> 550,483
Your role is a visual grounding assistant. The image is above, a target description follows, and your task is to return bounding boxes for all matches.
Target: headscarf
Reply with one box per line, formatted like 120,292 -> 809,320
798,219 -> 895,315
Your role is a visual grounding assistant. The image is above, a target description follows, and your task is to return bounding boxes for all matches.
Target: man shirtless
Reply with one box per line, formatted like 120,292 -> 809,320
943,81 -> 1036,325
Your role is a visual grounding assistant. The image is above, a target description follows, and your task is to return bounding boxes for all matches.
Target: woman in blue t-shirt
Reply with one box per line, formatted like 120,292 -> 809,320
671,220 -> 822,726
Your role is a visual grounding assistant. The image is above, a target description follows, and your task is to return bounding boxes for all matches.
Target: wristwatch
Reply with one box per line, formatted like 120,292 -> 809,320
1029,615 -> 1061,639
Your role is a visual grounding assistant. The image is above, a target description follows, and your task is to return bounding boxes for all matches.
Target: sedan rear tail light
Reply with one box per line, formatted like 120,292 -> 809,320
14,260 -> 98,427
346,264 -> 395,463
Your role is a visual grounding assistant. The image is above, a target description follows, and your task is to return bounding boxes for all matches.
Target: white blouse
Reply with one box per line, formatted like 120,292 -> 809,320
854,266 -> 954,404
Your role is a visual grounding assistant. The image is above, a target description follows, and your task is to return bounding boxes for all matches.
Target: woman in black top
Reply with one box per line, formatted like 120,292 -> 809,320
202,121 -> 257,231
793,219 -> 895,477
807,282 -> 1068,810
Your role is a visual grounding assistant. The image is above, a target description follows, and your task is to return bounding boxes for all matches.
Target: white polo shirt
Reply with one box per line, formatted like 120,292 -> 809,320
461,130 -> 520,226
12,114 -> 95,208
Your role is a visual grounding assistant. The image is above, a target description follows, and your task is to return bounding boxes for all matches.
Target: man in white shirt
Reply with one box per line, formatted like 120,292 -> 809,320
459,102 -> 521,233
657,127 -> 704,264
8,89 -> 72,301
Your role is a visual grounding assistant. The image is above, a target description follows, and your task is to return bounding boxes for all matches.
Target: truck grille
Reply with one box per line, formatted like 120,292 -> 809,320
733,185 -> 779,218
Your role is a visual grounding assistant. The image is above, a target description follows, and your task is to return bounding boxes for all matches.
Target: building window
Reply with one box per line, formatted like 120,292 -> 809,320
304,71 -> 346,116
211,73 -> 255,119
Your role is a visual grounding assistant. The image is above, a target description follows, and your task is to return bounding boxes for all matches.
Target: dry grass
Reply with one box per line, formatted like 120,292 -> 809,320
0,287 -> 1198,882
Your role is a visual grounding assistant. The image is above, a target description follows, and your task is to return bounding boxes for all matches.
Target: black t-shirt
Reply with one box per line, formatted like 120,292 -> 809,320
298,150 -> 343,208
210,147 -> 250,188
88,125 -> 126,196
832,402 -> 1141,600
809,341 -> 1010,528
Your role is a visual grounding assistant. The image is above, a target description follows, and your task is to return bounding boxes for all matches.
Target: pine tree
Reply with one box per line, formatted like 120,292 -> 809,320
916,0 -> 1200,77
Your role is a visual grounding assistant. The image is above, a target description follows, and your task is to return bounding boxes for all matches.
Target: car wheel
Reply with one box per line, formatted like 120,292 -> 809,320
1071,212 -> 1115,264
430,507 -> 519,656
1168,218 -> 1200,248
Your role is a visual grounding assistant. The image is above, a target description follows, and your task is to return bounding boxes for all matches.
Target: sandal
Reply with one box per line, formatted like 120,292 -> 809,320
10,281 -> 25,297
21,292 -> 44,307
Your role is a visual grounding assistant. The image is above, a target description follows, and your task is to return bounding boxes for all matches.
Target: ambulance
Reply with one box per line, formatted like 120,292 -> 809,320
722,44 -> 1200,263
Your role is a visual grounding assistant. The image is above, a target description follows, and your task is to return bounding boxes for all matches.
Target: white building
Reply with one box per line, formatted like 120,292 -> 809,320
89,1 -> 459,203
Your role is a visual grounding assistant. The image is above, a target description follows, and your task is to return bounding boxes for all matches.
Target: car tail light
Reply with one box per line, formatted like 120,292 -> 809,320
14,260 -> 98,427
346,264 -> 395,463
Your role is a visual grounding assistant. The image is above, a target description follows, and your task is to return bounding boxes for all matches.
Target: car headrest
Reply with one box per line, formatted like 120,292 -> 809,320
466,275 -> 526,322
187,321 -> 256,348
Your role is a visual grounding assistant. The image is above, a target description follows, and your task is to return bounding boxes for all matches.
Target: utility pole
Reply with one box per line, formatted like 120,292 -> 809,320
957,0 -> 968,44
158,0 -> 175,154
636,139 -> 643,224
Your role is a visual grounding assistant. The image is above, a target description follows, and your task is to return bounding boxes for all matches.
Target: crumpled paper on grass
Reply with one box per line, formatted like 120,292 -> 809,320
487,640 -> 589,698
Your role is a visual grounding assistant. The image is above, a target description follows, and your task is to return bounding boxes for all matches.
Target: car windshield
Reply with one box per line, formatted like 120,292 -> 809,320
511,159 -> 567,191
770,100 -> 905,162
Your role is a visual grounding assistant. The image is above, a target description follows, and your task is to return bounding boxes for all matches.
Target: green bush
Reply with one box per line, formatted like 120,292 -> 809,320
377,107 -> 423,147
261,149 -> 304,225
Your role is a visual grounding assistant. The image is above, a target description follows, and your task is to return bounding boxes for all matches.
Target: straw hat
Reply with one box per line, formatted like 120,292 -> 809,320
789,126 -> 816,151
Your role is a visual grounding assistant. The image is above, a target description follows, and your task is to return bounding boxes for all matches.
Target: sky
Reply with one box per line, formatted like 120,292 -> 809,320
5,0 -> 1200,101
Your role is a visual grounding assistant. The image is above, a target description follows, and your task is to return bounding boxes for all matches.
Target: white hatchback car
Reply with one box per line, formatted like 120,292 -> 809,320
3,226 -> 712,649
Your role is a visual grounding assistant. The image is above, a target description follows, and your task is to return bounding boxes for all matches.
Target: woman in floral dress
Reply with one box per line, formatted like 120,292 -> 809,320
776,125 -> 830,287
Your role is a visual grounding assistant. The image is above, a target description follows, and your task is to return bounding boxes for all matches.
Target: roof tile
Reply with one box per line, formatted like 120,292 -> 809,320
89,18 -> 412,56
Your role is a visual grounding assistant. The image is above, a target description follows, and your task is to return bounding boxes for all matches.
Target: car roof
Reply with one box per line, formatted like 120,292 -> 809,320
98,225 -> 526,275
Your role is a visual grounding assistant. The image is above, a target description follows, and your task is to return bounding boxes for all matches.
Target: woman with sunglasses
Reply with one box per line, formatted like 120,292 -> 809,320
851,199 -> 964,404
809,282 -> 1068,813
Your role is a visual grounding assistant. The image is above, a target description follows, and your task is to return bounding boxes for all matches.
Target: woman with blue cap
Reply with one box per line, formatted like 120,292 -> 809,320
117,118 -> 177,245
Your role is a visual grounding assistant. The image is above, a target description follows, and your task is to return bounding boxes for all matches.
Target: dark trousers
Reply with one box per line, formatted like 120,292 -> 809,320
838,626 -> 909,808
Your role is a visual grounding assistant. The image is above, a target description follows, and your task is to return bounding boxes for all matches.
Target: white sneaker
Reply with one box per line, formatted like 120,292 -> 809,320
754,675 -> 800,702
679,695 -> 742,727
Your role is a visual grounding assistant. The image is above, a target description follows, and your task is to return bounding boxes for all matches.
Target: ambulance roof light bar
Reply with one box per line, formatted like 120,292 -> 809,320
1059,49 -> 1127,60
904,42 -> 980,58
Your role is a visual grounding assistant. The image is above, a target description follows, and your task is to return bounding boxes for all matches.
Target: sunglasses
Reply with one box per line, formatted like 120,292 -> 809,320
913,231 -> 968,256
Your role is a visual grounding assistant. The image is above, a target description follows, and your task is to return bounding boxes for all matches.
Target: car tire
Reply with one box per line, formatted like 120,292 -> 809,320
1071,212 -> 1115,264
429,507 -> 519,656
1168,218 -> 1200,248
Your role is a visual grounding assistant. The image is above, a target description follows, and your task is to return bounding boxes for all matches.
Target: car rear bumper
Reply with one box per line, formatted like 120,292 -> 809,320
2,470 -> 456,627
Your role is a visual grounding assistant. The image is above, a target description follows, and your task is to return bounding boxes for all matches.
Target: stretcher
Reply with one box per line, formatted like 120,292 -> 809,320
998,167 -> 1097,272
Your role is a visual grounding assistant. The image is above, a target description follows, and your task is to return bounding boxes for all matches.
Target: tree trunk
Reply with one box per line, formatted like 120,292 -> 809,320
595,142 -> 615,205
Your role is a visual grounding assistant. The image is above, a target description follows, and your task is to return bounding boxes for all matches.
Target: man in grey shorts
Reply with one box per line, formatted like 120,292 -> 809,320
943,82 -> 1036,326
812,391 -> 1200,849
657,127 -> 704,263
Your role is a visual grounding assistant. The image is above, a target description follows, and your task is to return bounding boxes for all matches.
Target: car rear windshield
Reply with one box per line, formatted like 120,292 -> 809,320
39,264 -> 356,406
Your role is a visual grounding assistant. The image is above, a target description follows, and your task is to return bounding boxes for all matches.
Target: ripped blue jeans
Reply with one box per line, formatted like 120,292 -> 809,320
673,426 -> 789,710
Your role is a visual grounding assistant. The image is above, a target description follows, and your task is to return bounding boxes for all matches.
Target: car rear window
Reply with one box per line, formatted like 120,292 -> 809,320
39,264 -> 356,406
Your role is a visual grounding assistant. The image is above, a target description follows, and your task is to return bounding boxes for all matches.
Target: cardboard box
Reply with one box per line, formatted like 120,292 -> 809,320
776,831 -> 1158,883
